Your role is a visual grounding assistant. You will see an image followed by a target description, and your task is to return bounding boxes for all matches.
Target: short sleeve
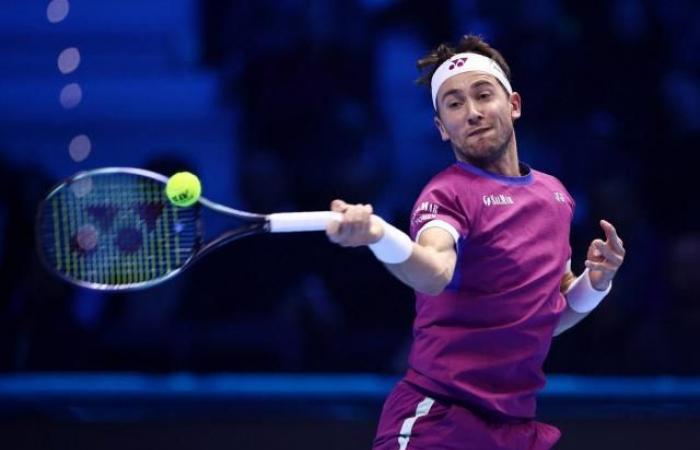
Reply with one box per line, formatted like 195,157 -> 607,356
565,189 -> 575,220
409,185 -> 469,244
554,176 -> 575,220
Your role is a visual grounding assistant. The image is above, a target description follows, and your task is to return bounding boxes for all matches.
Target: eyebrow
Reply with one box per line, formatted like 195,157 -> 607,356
440,88 -> 463,101
470,80 -> 496,90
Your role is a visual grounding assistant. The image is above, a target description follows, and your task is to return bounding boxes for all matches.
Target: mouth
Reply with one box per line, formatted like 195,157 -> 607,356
468,127 -> 491,137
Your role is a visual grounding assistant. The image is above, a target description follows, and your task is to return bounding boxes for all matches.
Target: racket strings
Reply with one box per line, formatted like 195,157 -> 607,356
38,172 -> 199,288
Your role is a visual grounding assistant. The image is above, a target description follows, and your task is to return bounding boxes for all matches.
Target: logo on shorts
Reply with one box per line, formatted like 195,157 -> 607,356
482,194 -> 514,206
554,192 -> 567,203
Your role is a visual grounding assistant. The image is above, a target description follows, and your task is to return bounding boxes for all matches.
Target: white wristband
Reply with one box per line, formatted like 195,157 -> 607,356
565,268 -> 612,313
368,218 -> 413,264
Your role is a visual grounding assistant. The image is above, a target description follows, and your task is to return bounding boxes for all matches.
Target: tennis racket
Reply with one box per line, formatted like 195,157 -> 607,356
36,167 -> 341,291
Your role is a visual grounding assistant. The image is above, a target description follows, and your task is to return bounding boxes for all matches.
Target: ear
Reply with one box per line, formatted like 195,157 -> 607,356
434,115 -> 450,141
509,92 -> 522,121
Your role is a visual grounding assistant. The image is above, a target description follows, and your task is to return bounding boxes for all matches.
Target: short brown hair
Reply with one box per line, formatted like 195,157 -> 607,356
416,34 -> 512,87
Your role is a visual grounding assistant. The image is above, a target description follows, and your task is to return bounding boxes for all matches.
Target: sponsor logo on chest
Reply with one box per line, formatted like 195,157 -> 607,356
482,193 -> 514,206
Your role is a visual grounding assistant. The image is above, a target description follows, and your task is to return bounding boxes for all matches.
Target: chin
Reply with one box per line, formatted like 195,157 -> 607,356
461,146 -> 503,165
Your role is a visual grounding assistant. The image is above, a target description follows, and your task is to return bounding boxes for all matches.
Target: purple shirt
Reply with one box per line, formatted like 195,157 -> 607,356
405,160 -> 573,420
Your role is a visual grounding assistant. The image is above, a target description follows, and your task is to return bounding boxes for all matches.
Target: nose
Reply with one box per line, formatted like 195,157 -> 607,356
465,100 -> 483,125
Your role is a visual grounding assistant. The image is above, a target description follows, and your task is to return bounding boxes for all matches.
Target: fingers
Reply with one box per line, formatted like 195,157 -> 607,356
600,219 -> 625,253
588,238 -> 605,259
328,221 -> 353,245
584,259 -> 618,274
585,256 -> 617,291
592,239 -> 624,266
326,201 -> 377,247
343,203 -> 373,238
325,218 -> 342,243
585,220 -> 626,282
330,199 -> 348,212
600,219 -> 616,238
327,199 -> 348,243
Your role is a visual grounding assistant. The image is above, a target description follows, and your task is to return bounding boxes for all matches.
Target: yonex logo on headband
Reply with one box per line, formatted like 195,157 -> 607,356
431,52 -> 513,110
449,57 -> 469,70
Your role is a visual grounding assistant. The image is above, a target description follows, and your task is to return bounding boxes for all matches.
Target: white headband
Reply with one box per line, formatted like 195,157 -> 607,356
430,52 -> 512,110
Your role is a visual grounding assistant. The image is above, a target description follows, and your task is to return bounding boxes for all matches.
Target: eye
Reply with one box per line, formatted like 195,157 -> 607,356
447,100 -> 462,109
478,91 -> 492,100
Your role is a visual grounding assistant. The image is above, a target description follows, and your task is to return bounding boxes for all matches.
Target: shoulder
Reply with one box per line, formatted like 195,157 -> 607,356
532,169 -> 569,192
410,164 -> 473,237
531,168 -> 575,210
419,164 -> 472,196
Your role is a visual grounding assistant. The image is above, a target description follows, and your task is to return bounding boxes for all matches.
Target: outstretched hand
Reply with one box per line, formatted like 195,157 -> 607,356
585,219 -> 625,290
326,199 -> 384,247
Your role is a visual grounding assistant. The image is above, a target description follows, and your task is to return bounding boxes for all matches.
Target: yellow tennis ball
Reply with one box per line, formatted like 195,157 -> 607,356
165,172 -> 201,207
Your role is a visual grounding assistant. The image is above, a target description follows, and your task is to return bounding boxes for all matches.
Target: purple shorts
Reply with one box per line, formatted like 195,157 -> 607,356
372,380 -> 560,450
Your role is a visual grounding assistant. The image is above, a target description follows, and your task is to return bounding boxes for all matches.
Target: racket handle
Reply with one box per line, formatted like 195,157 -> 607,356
268,211 -> 343,233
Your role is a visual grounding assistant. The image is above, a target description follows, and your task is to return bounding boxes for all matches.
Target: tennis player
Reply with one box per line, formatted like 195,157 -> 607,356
326,34 -> 625,449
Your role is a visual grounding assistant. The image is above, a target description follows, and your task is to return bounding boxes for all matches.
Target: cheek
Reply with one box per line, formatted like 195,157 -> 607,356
492,111 -> 512,131
442,117 -> 463,137
449,122 -> 463,135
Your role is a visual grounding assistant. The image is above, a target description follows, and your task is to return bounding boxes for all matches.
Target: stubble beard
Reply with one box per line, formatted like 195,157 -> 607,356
454,129 -> 514,168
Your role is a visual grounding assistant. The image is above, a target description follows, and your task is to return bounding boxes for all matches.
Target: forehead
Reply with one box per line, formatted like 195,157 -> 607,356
437,71 -> 501,96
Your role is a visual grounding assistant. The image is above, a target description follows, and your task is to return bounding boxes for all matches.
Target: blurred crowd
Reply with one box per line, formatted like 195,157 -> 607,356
1,0 -> 698,374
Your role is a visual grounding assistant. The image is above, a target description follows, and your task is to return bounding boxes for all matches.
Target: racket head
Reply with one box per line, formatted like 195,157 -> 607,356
36,167 -> 202,291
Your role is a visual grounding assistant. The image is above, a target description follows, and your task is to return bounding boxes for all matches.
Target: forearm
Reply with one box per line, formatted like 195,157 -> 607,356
554,269 -> 612,336
384,243 -> 455,295
553,305 -> 590,336
366,219 -> 456,295
553,269 -> 588,335
325,201 -> 458,296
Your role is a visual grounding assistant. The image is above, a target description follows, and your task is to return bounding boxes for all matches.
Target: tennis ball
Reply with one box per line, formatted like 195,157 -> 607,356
166,172 -> 201,207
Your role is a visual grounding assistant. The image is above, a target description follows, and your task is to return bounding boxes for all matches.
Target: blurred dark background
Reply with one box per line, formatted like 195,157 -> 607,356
0,0 -> 698,449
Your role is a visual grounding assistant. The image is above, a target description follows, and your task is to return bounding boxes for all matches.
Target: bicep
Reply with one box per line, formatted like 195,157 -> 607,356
417,227 -> 458,273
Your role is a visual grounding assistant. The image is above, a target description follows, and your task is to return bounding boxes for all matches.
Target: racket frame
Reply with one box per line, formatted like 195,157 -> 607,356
35,167 -> 268,291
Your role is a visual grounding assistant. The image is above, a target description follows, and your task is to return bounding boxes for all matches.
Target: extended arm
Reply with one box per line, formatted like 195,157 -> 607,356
384,227 -> 457,295
326,200 -> 457,295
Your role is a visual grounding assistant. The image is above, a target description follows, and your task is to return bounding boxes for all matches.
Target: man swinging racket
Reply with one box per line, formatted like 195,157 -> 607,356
327,34 -> 626,450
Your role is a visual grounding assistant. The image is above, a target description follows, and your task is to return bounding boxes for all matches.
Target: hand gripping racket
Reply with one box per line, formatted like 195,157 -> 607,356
35,167 -> 341,291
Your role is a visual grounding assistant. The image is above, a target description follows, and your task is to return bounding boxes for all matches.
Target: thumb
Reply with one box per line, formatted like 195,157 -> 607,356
330,199 -> 348,212
326,218 -> 342,242
369,215 -> 385,243
600,219 -> 617,242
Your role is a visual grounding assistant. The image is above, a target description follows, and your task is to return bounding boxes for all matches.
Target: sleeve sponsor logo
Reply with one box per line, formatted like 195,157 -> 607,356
411,201 -> 439,226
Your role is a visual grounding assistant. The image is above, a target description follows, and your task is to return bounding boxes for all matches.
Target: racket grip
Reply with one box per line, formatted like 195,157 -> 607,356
268,211 -> 343,233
